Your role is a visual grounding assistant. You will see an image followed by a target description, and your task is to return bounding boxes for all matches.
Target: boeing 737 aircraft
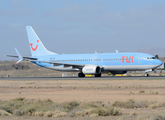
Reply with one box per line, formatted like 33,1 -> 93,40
7,26 -> 162,77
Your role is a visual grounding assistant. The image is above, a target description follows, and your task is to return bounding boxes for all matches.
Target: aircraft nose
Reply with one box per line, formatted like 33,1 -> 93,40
157,60 -> 163,66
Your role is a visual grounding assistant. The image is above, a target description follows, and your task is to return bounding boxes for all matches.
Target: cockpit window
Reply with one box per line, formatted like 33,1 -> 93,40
147,57 -> 156,59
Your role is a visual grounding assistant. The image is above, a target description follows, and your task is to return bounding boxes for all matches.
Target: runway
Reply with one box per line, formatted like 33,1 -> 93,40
0,76 -> 165,80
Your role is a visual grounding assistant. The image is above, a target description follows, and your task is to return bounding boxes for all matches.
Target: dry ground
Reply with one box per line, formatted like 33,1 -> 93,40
0,69 -> 79,77
1,79 -> 165,120
0,80 -> 165,103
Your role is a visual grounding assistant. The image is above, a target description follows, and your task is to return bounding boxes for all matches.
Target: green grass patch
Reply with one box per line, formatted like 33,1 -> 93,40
113,99 -> 149,109
0,98 -> 123,117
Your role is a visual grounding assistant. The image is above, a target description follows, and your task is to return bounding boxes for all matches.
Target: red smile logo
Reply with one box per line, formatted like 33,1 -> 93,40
30,40 -> 39,51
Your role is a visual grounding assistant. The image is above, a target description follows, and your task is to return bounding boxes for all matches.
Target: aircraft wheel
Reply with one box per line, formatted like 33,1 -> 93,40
95,73 -> 101,77
78,73 -> 85,77
145,73 -> 149,77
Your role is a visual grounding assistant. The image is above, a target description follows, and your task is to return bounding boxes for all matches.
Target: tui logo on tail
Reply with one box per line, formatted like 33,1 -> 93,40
30,40 -> 39,51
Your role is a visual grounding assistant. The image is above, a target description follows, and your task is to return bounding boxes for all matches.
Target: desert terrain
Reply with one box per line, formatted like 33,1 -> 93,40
0,79 -> 165,120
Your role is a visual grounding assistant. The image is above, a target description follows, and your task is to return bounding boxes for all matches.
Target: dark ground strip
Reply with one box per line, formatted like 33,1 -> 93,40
0,76 -> 165,80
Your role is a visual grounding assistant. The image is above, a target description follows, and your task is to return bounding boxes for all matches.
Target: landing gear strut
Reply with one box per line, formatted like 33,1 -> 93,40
145,73 -> 149,77
78,73 -> 85,77
95,73 -> 101,77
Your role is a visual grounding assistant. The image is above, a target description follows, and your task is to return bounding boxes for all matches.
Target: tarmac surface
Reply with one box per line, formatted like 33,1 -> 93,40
0,76 -> 165,80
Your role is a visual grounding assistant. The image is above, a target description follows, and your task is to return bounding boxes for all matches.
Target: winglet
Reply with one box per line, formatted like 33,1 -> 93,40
14,48 -> 23,64
116,50 -> 119,53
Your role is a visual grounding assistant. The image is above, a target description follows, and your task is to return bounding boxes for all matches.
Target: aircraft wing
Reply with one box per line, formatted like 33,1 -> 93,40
30,60 -> 85,68
7,55 -> 84,68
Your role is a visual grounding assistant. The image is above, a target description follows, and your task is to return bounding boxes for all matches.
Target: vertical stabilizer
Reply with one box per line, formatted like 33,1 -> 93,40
26,26 -> 57,57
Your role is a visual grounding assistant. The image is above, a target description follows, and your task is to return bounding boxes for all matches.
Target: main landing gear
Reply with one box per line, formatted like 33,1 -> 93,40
95,73 -> 101,77
78,73 -> 85,77
78,73 -> 102,77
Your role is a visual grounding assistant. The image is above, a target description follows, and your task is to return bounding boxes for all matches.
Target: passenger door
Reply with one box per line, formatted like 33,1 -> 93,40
138,56 -> 142,64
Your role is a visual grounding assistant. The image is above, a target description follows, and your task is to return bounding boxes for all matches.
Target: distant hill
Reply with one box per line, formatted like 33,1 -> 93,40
0,61 -> 39,71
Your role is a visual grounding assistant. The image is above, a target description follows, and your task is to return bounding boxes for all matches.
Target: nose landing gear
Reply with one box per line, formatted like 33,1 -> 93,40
145,73 -> 149,77
144,69 -> 152,77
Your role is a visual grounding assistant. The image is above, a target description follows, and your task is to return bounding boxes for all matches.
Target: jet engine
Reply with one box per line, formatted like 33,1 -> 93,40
82,65 -> 101,74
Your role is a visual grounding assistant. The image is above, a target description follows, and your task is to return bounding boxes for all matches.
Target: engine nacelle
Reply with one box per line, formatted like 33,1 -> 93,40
82,65 -> 101,74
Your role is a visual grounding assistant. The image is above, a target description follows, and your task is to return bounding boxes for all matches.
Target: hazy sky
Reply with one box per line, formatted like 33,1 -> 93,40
1,0 -> 165,60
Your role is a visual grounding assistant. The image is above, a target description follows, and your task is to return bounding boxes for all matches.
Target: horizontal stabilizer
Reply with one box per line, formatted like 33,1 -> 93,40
7,55 -> 37,60
7,48 -> 38,64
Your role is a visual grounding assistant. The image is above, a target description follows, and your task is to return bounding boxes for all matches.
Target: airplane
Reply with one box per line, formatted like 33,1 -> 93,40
7,26 -> 163,77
